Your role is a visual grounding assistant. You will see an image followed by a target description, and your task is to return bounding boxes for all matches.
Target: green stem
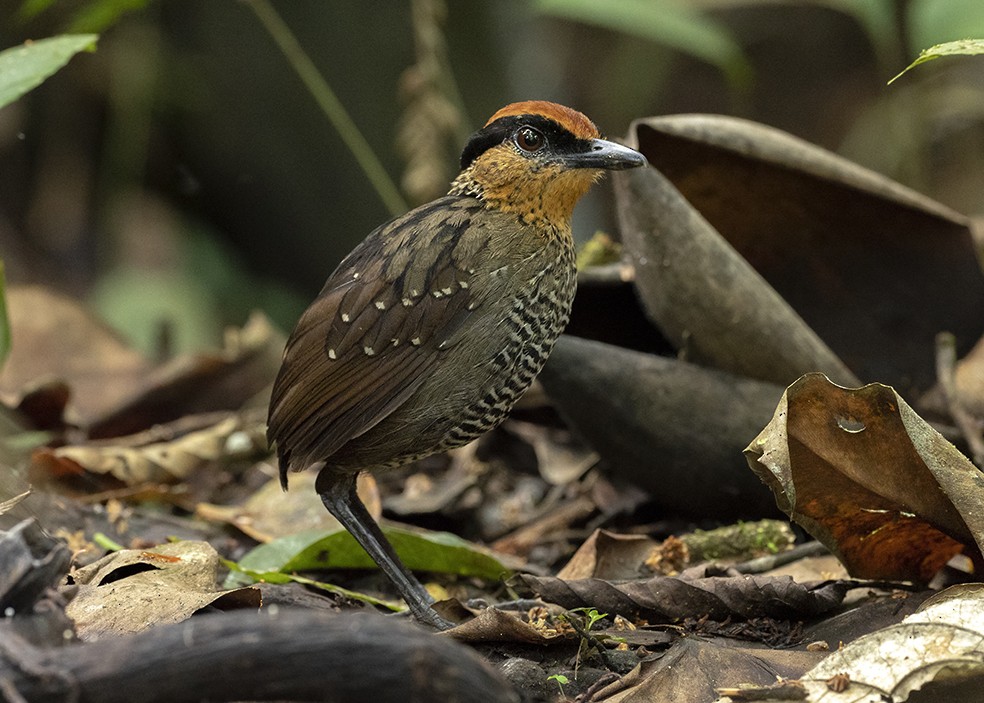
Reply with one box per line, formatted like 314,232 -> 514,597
243,0 -> 408,217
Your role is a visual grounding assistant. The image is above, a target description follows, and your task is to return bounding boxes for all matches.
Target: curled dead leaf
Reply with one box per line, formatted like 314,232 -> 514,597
745,373 -> 984,583
521,572 -> 854,623
624,115 -> 984,393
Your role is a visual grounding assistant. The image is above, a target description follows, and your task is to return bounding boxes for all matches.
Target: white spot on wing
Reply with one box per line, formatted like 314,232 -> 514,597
374,300 -> 386,310
341,313 -> 351,323
328,348 -> 337,360
410,337 -> 422,346
364,346 -> 375,356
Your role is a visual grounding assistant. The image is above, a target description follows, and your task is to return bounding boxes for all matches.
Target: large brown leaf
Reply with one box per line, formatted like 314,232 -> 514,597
624,115 -> 984,393
745,373 -> 984,583
614,163 -> 858,389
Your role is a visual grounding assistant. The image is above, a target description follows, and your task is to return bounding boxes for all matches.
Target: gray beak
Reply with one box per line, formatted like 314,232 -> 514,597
563,138 -> 648,170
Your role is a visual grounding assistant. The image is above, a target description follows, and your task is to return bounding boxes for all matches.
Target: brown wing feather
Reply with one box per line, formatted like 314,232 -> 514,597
267,196 -> 491,480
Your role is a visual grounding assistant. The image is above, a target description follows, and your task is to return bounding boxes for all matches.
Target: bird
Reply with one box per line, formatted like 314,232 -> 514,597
268,100 -> 647,629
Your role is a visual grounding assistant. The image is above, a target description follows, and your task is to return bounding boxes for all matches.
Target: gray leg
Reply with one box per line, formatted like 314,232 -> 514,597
317,471 -> 454,630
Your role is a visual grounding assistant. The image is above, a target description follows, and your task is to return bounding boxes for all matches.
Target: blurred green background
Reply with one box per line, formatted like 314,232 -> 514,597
0,0 -> 982,357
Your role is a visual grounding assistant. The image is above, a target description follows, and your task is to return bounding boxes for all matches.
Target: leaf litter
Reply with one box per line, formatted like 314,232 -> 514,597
2,112 -> 984,701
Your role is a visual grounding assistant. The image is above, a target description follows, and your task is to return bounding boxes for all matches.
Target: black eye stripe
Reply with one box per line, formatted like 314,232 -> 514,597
460,115 -> 590,169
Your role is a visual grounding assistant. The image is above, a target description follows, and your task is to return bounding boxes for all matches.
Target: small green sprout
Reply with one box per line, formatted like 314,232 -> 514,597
546,673 -> 569,698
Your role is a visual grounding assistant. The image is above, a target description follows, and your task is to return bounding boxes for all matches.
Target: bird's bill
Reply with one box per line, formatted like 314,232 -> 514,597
560,138 -> 648,170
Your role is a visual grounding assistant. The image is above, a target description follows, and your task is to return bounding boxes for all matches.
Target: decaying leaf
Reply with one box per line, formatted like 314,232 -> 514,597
87,311 -> 284,437
0,286 -> 152,426
196,471 -> 382,543
558,530 -> 660,580
521,572 -> 855,623
591,637 -> 822,703
66,540 -> 260,640
0,288 -> 283,436
32,409 -> 267,485
445,605 -> 565,644
745,373 -> 984,583
559,523 -> 797,581
717,584 -> 984,702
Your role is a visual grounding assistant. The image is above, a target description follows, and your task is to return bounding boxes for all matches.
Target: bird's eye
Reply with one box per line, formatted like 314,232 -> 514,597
515,127 -> 545,152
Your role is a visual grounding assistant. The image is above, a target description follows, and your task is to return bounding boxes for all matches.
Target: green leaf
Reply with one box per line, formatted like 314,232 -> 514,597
889,38 -> 984,84
534,0 -> 751,88
233,524 -> 513,583
0,34 -> 98,110
0,261 -> 9,368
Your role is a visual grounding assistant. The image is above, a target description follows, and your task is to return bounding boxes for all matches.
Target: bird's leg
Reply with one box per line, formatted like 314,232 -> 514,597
317,471 -> 455,631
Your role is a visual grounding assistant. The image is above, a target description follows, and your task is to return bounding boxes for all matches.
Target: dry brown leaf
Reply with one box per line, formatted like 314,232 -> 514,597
746,373 -> 984,583
614,161 -> 858,389
195,471 -> 382,542
87,311 -> 284,437
443,605 -> 565,644
592,637 -> 822,703
717,584 -> 984,702
33,410 -> 266,485
0,289 -> 284,437
557,530 -> 657,580
66,540 -> 260,640
0,286 -> 152,426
